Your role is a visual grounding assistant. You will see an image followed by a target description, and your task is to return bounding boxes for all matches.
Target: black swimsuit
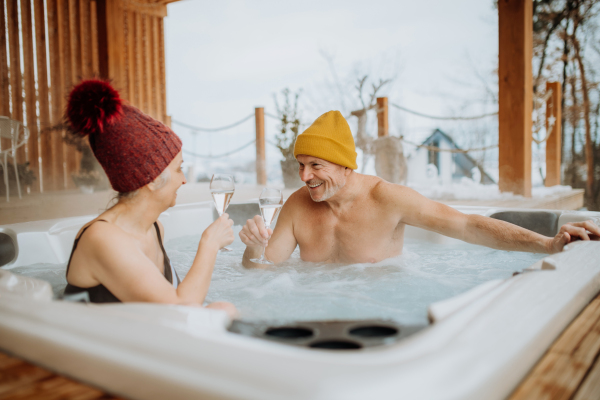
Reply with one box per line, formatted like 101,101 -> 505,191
63,220 -> 180,303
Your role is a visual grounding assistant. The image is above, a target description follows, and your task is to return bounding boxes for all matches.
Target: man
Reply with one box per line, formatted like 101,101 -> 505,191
240,111 -> 600,266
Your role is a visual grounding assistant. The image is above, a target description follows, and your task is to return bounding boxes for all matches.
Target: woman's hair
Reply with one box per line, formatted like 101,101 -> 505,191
111,168 -> 172,204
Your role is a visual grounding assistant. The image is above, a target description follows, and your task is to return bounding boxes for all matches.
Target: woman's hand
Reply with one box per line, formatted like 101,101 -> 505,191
200,213 -> 234,251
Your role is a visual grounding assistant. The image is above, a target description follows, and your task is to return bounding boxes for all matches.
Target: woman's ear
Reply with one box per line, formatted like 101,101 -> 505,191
146,181 -> 158,192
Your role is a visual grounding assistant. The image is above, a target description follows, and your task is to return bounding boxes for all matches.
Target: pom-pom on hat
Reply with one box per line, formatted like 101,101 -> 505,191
293,110 -> 358,169
66,79 -> 182,193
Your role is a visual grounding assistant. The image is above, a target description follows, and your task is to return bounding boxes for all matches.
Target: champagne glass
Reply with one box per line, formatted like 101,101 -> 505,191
210,174 -> 235,252
250,188 -> 283,264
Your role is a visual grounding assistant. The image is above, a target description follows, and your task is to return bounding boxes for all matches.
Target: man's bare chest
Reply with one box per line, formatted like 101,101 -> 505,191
293,208 -> 403,263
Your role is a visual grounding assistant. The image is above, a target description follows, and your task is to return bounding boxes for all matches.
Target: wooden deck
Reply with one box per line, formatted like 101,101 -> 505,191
2,292 -> 600,399
0,352 -> 121,399
509,292 -> 600,400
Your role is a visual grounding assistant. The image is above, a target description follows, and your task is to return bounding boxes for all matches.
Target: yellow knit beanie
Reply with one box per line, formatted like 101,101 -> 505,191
293,110 -> 358,169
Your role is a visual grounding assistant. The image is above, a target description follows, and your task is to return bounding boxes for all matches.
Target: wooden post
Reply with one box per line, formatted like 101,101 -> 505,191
21,0 -> 40,192
80,0 -> 93,78
545,81 -> 562,187
125,11 -> 135,104
48,0 -> 65,190
143,14 -> 152,116
60,0 -> 76,188
34,0 -> 52,192
97,0 -> 125,90
255,107 -> 266,185
498,0 -> 533,197
0,0 -> 12,153
90,0 -> 99,76
158,18 -> 167,124
134,12 -> 144,112
7,0 -> 24,164
69,0 -> 83,175
152,17 -> 161,121
377,97 -> 389,137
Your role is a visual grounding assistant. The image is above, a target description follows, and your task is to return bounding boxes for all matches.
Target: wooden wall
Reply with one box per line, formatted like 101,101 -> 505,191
0,0 -> 170,194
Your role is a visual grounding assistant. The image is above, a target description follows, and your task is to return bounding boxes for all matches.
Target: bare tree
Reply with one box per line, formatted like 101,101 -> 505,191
532,0 -> 600,209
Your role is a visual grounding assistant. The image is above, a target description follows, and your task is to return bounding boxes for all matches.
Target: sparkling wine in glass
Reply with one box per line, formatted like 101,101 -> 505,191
210,174 -> 235,252
250,188 -> 283,264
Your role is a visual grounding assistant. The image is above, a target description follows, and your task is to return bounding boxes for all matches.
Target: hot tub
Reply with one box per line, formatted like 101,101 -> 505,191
0,202 -> 599,400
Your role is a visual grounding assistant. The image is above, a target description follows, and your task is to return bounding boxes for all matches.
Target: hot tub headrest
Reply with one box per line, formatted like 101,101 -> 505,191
490,211 -> 559,237
0,231 -> 17,267
212,202 -> 261,226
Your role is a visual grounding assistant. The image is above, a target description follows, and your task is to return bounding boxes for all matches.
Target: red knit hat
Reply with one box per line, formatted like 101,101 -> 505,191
66,79 -> 182,193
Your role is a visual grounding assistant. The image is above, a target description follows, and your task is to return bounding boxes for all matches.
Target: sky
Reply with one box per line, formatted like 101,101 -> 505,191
163,0 -> 500,180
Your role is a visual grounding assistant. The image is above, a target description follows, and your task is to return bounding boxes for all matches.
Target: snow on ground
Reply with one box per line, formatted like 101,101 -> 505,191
408,180 -> 573,201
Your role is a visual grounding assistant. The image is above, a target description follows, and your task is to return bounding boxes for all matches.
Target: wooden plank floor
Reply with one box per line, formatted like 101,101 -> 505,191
0,352 -> 122,400
1,292 -> 599,399
510,293 -> 600,400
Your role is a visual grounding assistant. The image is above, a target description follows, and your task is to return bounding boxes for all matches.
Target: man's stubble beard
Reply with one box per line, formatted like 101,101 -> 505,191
308,181 -> 344,202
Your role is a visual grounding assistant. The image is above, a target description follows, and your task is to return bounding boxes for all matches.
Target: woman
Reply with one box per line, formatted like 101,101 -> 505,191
63,79 -> 235,315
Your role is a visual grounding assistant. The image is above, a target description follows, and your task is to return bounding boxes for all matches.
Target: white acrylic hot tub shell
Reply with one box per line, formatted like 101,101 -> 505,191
0,202 -> 599,400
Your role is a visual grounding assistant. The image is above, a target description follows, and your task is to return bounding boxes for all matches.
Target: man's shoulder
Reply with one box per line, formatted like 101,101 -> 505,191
281,186 -> 320,217
364,175 -> 411,202
286,186 -> 312,205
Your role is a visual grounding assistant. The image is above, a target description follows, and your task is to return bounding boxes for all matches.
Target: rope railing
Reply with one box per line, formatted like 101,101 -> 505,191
266,139 -> 279,148
174,86 -> 558,172
182,139 -> 256,159
390,103 -> 499,121
265,112 -> 280,120
400,138 -> 499,153
172,113 -> 254,132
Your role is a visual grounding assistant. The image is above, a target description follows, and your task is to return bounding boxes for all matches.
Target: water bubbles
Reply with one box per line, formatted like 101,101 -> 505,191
167,235 -> 545,325
9,230 -> 545,326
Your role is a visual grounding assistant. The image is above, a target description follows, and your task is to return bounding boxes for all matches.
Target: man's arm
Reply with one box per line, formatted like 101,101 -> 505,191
389,186 -> 599,253
240,198 -> 298,268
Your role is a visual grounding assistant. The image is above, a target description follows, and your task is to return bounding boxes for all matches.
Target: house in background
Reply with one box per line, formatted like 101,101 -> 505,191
407,129 -> 495,185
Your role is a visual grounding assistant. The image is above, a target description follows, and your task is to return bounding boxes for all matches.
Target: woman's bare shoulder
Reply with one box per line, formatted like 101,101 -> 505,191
76,219 -> 133,253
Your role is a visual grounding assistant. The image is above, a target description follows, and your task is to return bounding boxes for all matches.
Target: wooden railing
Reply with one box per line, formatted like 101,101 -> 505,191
0,0 -> 171,194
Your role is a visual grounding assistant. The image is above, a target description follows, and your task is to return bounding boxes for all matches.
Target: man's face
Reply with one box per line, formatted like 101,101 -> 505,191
296,155 -> 350,202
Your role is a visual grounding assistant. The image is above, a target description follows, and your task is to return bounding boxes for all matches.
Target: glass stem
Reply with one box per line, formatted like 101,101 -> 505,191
259,224 -> 270,261
259,244 -> 266,261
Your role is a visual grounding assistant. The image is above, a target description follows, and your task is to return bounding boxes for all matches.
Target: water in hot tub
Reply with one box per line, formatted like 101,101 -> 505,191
10,226 -> 545,325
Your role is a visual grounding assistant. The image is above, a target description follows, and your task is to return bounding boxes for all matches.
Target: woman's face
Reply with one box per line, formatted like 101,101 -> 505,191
158,151 -> 186,208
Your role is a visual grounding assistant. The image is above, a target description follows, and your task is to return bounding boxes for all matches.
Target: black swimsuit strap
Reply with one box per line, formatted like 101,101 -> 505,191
153,222 -> 173,283
65,219 -> 176,284
65,219 -> 108,277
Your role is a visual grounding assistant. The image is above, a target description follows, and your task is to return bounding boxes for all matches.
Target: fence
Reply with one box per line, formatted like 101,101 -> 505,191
173,86 -> 562,188
0,0 -> 169,194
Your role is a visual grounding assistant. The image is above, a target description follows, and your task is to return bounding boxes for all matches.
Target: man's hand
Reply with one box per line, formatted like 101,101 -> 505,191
548,220 -> 600,253
239,215 -> 273,250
